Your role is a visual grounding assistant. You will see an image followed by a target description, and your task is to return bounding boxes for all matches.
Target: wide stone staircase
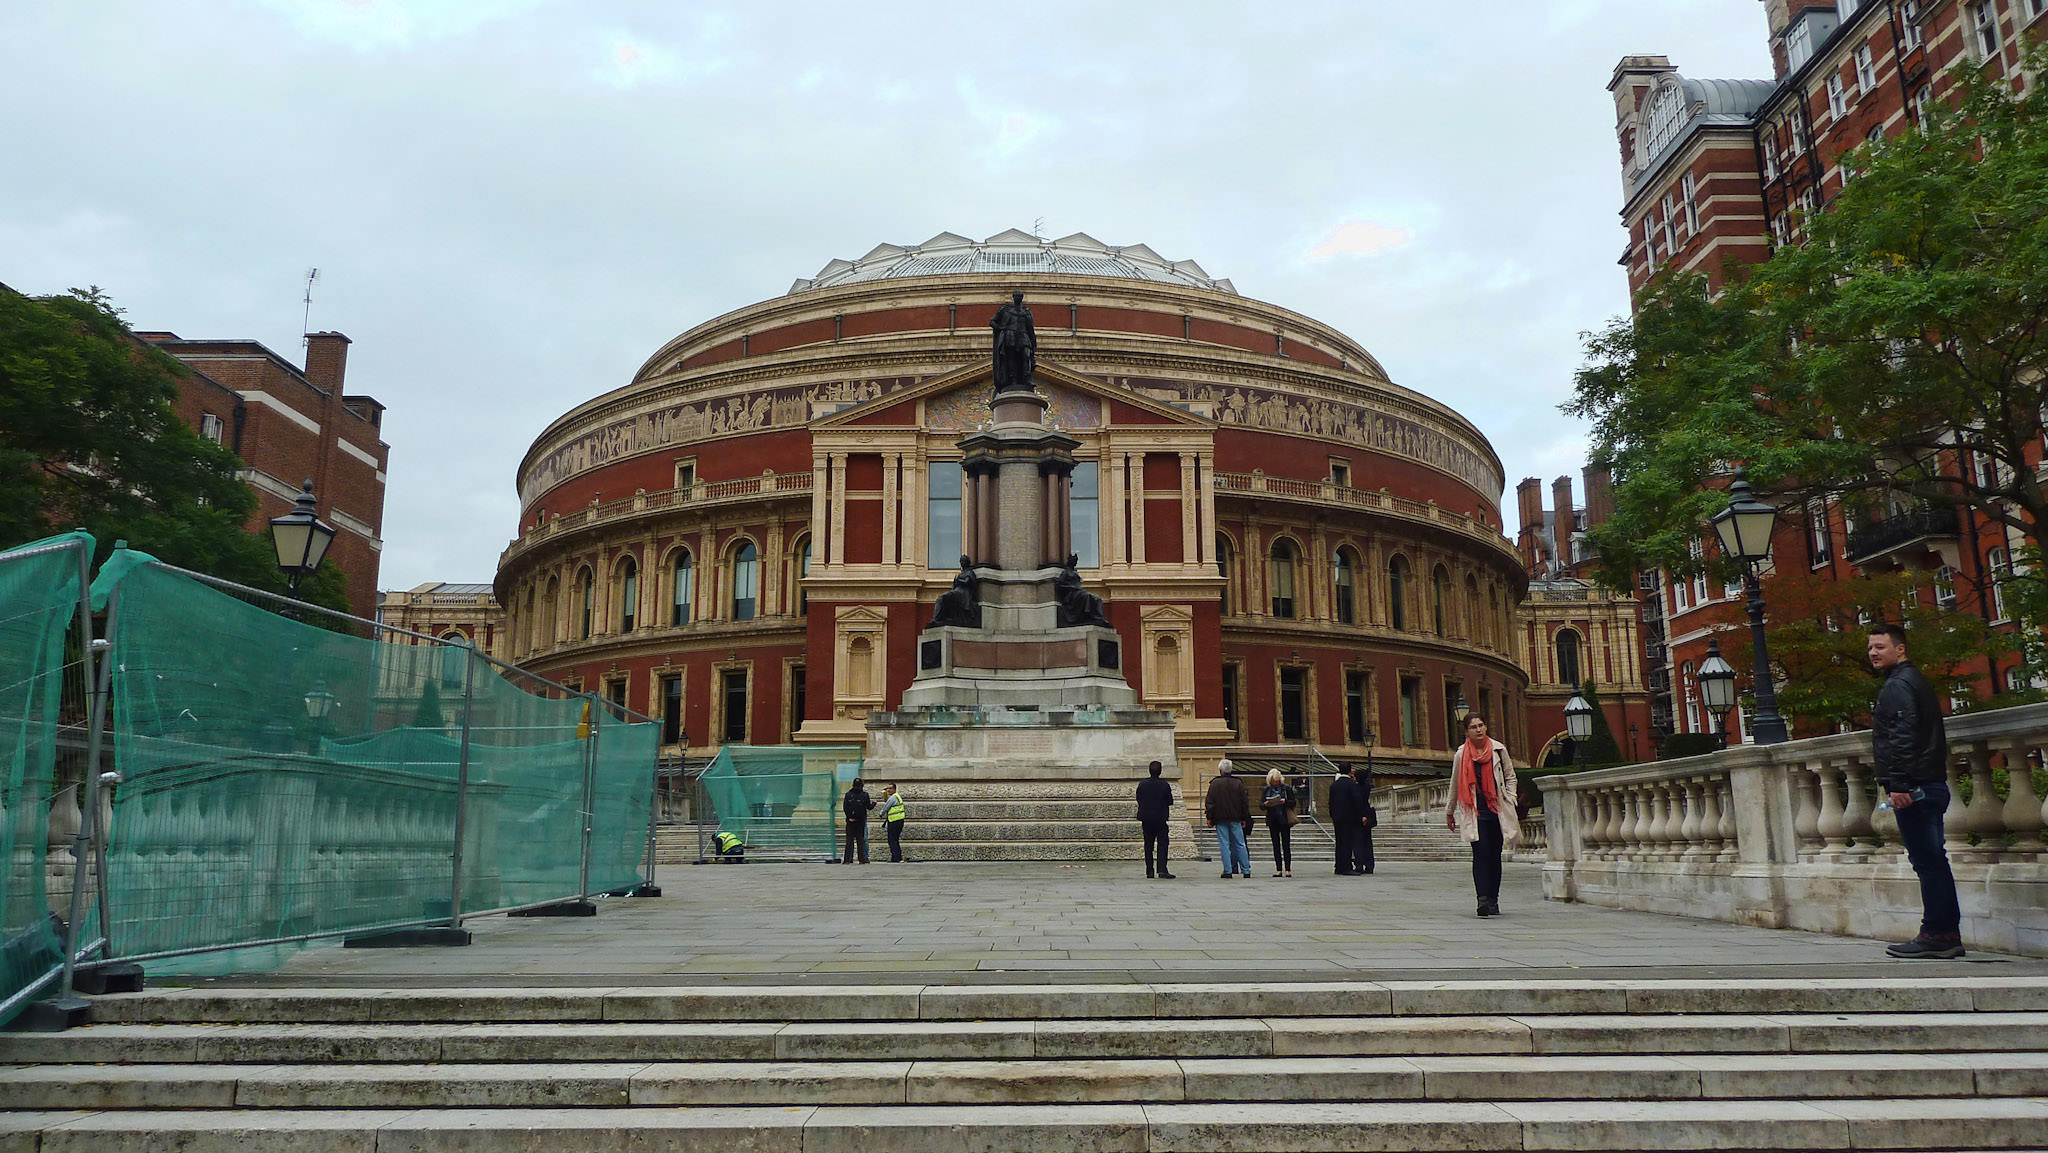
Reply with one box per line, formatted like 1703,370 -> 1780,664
890,778 -> 1197,862
4,977 -> 2046,1150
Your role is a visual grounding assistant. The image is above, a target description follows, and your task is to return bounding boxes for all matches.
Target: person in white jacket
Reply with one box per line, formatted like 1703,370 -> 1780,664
1444,713 -> 1519,918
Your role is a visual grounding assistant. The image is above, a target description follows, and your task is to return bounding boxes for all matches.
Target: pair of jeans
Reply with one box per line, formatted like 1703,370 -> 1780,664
1266,821 -> 1292,872
843,821 -> 868,864
1471,813 -> 1503,903
1213,822 -> 1249,875
1142,821 -> 1171,875
1892,780 -> 1961,937
886,820 -> 904,862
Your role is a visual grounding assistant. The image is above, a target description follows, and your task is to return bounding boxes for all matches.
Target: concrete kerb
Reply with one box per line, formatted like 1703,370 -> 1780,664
81,975 -> 2048,1025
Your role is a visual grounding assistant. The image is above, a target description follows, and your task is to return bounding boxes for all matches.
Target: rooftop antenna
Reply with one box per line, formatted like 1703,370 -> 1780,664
301,268 -> 320,349
1031,217 -> 1045,241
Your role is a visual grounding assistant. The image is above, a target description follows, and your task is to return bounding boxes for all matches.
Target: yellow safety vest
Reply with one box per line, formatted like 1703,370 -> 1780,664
883,796 -> 906,823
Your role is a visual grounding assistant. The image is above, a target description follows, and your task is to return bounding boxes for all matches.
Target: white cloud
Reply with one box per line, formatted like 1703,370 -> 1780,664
257,0 -> 549,51
1306,219 -> 1412,262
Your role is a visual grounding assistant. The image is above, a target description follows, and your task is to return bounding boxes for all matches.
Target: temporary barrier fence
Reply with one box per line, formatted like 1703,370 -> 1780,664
0,533 -> 94,1026
695,745 -> 862,861
0,541 -> 660,1008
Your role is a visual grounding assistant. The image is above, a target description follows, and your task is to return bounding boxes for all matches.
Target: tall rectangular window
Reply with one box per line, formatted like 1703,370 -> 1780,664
1070,461 -> 1099,567
1221,663 -> 1240,735
1680,172 -> 1699,233
1902,2 -> 1924,50
1398,677 -> 1421,748
1854,43 -> 1877,93
1970,0 -> 2001,59
721,669 -> 748,744
1345,671 -> 1368,744
199,413 -> 224,443
789,664 -> 807,738
660,675 -> 683,746
607,677 -> 628,720
927,460 -> 962,568
1279,668 -> 1306,741
1827,73 -> 1848,120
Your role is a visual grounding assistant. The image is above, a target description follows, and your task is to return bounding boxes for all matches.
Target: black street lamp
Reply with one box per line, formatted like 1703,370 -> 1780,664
302,681 -> 337,754
1564,693 -> 1593,768
1697,636 -> 1738,749
270,479 -> 338,608
1708,470 -> 1790,744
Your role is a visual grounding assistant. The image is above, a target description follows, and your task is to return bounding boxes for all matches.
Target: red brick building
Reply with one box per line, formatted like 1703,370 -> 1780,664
1610,1 -> 2044,742
494,231 -> 1531,781
137,331 -> 389,616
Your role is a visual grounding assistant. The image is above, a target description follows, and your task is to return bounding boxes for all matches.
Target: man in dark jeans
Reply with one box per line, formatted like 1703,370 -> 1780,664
1135,760 -> 1177,879
841,778 -> 875,865
1868,625 -> 1963,959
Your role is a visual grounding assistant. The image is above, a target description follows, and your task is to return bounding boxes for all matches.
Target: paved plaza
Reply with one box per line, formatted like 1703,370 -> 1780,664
190,861 -> 2044,988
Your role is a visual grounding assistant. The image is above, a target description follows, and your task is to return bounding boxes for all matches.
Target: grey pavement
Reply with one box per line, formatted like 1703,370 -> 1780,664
175,861 -> 2047,988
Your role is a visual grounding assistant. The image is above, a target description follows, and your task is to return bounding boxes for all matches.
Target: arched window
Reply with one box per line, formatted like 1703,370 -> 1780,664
731,541 -> 758,621
1556,629 -> 1582,689
617,556 -> 638,632
1464,574 -> 1480,640
544,575 -> 560,647
1269,539 -> 1298,619
1216,533 -> 1234,616
1432,565 -> 1450,637
438,632 -> 467,690
576,567 -> 594,639
1487,585 -> 1501,650
1333,548 -> 1357,625
1388,555 -> 1409,631
671,549 -> 694,626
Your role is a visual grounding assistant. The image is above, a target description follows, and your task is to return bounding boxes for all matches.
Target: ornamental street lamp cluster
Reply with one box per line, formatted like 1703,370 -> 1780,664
269,478 -> 337,603
1708,470 -> 1789,745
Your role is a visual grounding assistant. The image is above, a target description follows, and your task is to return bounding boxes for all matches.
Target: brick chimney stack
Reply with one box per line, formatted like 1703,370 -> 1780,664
1552,476 -> 1577,573
1582,465 -> 1615,529
304,331 -> 351,392
1516,478 -> 1547,574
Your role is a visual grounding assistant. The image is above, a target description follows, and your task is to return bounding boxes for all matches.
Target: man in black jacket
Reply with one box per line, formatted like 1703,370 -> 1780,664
1868,625 -> 1962,959
1329,763 -> 1363,875
1135,760 -> 1177,879
841,778 -> 875,865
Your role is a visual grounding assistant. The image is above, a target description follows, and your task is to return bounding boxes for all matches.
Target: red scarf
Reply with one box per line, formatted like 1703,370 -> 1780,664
1456,738 -> 1499,810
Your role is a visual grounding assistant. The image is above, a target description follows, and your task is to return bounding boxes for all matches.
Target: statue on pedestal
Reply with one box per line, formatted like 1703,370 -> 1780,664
990,291 -> 1036,395
929,555 -> 982,628
1054,554 -> 1110,628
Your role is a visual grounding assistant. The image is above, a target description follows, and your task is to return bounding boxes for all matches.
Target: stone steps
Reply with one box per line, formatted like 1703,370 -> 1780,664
7,980 -> 2044,1151
6,1051 -> 2047,1110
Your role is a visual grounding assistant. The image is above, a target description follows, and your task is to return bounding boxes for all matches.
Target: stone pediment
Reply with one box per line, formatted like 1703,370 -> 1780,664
809,358 -> 1215,433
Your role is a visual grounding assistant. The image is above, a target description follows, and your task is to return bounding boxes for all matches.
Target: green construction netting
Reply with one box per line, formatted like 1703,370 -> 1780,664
95,556 -> 656,969
697,745 -> 860,858
0,532 -> 89,1024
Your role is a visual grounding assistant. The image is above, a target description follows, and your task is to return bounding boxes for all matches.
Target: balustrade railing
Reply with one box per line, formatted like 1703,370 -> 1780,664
1212,472 -> 1511,551
1538,702 -> 2048,956
519,471 -> 814,546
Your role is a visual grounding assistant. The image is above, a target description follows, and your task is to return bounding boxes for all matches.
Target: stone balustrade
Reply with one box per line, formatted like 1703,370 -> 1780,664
1538,702 -> 2048,956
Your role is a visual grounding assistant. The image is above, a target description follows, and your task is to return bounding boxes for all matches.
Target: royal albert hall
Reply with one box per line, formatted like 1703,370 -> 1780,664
495,230 -> 1530,781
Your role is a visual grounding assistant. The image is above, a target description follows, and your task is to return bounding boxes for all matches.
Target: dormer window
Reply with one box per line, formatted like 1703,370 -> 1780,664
1640,82 -> 1687,164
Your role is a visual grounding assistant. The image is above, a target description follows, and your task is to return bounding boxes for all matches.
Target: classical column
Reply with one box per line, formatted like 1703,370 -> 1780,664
1129,455 -> 1147,564
881,453 -> 899,566
828,452 -> 847,566
1105,451 -> 1127,566
1179,451 -> 1197,565
961,465 -> 980,565
1197,450 -> 1217,567
1060,472 -> 1073,561
901,460 -> 924,570
977,469 -> 995,567
811,455 -> 830,565
1042,470 -> 1058,567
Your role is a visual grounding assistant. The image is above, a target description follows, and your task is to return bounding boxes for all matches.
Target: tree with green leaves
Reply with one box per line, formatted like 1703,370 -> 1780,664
1569,51 -> 2048,622
412,677 -> 446,731
1576,679 -> 1625,766
0,286 -> 348,613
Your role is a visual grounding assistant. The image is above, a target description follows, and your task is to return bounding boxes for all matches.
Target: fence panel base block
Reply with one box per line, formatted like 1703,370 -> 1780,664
73,964 -> 145,995
4,997 -> 89,1033
509,901 -> 597,918
342,928 -> 474,949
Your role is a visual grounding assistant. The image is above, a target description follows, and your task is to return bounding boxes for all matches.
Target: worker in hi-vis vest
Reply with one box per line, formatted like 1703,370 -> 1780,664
879,783 -> 907,862
713,829 -> 744,861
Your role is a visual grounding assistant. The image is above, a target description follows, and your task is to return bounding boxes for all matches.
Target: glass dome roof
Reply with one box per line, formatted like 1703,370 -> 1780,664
789,229 -> 1235,295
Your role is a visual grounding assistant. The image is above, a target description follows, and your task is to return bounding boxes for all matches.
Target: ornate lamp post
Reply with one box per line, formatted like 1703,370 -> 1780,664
1451,693 -> 1470,746
302,681 -> 337,754
1564,693 -> 1593,768
1696,636 -> 1739,749
270,479 -> 338,610
1709,470 -> 1790,744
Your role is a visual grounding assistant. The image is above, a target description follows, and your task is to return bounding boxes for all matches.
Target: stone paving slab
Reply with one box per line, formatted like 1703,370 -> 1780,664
163,862 -> 2044,989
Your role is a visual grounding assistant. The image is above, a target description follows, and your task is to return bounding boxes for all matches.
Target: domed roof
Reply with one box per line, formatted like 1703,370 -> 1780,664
788,229 -> 1236,296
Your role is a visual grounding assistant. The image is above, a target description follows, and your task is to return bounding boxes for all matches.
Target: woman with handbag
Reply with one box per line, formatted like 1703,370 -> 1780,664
1444,713 -> 1519,916
1260,768 -> 1297,878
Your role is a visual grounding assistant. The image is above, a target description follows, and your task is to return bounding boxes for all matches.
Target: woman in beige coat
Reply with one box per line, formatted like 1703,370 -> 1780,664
1444,713 -> 1519,917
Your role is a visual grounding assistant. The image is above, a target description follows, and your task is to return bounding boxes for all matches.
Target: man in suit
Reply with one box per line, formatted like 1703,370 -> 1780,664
1329,762 -> 1363,875
1135,760 -> 1177,879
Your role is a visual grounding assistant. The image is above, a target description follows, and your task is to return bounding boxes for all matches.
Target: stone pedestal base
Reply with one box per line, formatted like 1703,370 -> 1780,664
904,594 -> 1132,709
860,707 -> 1194,861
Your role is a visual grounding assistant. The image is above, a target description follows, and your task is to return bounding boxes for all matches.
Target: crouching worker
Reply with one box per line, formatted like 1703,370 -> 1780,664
713,829 -> 745,862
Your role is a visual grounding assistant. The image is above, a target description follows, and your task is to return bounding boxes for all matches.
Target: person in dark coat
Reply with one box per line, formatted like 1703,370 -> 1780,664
1868,625 -> 1962,959
1356,766 -> 1377,875
841,778 -> 875,865
1135,760 -> 1177,879
1329,762 -> 1364,875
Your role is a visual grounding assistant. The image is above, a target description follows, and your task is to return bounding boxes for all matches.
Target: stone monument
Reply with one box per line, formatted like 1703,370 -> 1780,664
861,294 -> 1193,861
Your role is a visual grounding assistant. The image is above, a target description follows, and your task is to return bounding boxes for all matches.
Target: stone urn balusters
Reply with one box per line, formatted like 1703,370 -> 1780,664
1960,743 -> 2005,863
2001,739 -> 2045,858
1792,764 -> 1823,859
1815,760 -> 1848,860
1715,776 -> 1739,861
1678,778 -> 1707,860
1839,758 -> 1875,863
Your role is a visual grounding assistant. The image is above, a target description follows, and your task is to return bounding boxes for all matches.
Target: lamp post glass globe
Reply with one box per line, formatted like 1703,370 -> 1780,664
303,683 -> 337,721
1452,695 -> 1471,727
1564,694 -> 1594,741
1697,637 -> 1738,716
270,479 -> 338,594
1711,470 -> 1779,563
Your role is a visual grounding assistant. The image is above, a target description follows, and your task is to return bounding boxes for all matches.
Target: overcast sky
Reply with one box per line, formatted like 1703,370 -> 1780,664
2,1 -> 1772,591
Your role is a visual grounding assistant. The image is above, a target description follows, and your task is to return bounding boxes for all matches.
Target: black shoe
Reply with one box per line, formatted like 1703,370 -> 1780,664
1221,871 -> 1233,878
1887,935 -> 1965,959
1158,871 -> 1176,879
1146,872 -> 1155,878
1477,902 -> 1497,918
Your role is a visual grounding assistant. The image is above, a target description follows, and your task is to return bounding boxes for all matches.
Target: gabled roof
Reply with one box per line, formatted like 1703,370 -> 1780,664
809,357 -> 1216,431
